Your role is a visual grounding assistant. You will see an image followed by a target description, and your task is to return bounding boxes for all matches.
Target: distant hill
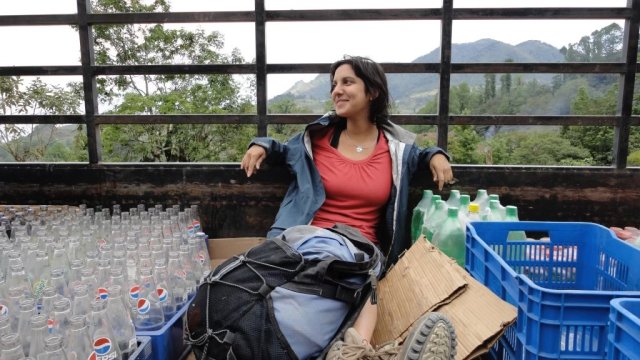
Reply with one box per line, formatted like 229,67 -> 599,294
0,124 -> 78,162
270,38 -> 565,113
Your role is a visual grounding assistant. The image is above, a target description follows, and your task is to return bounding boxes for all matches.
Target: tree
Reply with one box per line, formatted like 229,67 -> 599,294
448,125 -> 482,164
0,77 -> 82,161
562,84 -> 640,165
77,0 -> 256,162
483,74 -> 496,101
268,98 -> 310,142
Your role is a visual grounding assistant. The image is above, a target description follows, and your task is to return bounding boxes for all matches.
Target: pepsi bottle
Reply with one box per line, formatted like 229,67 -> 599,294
89,298 -> 122,360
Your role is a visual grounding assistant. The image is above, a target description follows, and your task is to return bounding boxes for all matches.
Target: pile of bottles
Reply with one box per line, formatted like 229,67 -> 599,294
0,203 -> 209,360
411,189 -> 526,267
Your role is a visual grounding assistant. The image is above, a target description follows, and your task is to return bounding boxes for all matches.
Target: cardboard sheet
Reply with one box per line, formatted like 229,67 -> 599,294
374,239 -> 517,360
372,239 -> 468,345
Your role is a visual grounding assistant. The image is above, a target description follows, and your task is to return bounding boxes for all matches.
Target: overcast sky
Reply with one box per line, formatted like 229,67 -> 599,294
0,0 -> 630,97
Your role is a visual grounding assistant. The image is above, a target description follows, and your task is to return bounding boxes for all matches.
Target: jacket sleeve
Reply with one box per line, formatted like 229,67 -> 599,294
417,146 -> 451,171
248,136 -> 288,166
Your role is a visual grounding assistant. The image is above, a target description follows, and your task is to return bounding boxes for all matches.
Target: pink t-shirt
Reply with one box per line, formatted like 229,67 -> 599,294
310,127 -> 392,243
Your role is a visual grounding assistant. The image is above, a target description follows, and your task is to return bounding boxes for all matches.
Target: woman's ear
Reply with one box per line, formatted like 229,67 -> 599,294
369,90 -> 379,101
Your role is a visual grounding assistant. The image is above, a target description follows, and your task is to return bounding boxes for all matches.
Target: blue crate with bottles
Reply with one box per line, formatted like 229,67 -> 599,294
0,202 -> 208,360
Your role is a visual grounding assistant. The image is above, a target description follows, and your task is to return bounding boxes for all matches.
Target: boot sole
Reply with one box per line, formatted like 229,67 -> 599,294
399,312 -> 457,360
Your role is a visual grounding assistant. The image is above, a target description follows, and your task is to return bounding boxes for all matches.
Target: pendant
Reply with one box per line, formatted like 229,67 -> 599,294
355,146 -> 364,153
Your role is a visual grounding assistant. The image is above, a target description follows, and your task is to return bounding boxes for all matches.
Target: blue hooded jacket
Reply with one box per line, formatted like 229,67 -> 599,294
250,112 -> 448,268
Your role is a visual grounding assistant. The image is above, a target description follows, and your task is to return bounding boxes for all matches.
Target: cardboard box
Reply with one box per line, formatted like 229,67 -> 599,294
373,238 -> 517,360
207,236 -> 265,270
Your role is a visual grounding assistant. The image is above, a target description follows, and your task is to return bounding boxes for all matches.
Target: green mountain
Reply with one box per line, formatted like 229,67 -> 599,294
270,38 -> 565,113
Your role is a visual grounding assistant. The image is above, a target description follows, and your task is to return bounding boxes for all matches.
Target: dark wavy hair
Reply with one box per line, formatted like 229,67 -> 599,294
329,55 -> 390,126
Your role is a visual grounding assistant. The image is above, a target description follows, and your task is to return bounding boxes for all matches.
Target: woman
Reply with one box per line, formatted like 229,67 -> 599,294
241,56 -> 456,359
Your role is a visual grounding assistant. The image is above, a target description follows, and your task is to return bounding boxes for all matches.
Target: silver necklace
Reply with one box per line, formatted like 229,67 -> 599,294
344,129 -> 377,153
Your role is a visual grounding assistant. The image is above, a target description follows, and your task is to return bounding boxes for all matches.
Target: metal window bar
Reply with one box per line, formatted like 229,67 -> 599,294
0,0 -> 637,165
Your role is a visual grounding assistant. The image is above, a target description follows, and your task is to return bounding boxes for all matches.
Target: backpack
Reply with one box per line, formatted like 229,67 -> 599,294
184,224 -> 383,360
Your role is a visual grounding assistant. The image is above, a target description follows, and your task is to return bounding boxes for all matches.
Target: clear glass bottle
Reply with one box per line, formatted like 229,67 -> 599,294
0,333 -> 26,360
7,263 -> 31,298
51,298 -> 72,340
65,315 -> 93,360
0,313 -> 11,337
39,286 -> 57,318
89,299 -> 122,360
27,313 -> 48,358
40,334 -> 69,360
167,251 -> 188,310
153,259 -> 177,320
50,243 -> 70,285
71,284 -> 91,317
133,267 -> 165,331
17,298 -> 37,353
106,285 -> 137,359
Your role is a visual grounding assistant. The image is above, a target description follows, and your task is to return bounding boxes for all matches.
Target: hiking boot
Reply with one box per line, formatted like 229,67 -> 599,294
367,312 -> 456,360
326,327 -> 376,360
398,312 -> 456,360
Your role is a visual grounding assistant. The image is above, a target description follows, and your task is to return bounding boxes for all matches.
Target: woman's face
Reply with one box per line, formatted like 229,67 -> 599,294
331,64 -> 370,121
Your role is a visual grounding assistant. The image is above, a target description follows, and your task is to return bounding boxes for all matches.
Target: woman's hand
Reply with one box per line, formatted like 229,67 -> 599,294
240,145 -> 267,177
429,153 -> 454,190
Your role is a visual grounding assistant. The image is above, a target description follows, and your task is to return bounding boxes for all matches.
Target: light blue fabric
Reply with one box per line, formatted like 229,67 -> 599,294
271,227 -> 381,359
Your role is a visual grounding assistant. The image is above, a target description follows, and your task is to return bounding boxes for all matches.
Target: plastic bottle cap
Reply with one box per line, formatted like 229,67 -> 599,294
468,203 -> 480,213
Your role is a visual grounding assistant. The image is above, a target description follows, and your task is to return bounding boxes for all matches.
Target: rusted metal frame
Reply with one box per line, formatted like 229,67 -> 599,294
263,114 -> 622,127
267,63 -> 441,73
0,14 -> 77,26
450,115 -> 619,126
0,115 -> 84,125
453,7 -> 633,20
452,63 -> 625,74
255,0 -> 267,137
95,114 -> 257,125
613,0 -> 639,169
437,0 -> 453,151
77,0 -> 100,164
93,64 -> 256,76
0,66 -> 82,77
265,8 -> 442,22
86,11 -> 254,24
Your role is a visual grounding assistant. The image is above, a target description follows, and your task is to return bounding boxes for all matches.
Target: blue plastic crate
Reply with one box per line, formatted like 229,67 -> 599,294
136,302 -> 191,360
466,221 -> 640,360
129,336 -> 153,360
608,298 -> 640,360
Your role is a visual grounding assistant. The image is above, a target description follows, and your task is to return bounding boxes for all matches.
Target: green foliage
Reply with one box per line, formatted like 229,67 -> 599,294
77,0 -> 256,162
628,150 -> 640,167
267,98 -> 309,142
560,84 -> 629,165
0,77 -> 82,161
448,125 -> 482,164
487,131 -> 592,165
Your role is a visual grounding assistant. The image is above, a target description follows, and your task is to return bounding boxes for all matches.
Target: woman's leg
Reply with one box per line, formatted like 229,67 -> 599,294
353,300 -> 377,343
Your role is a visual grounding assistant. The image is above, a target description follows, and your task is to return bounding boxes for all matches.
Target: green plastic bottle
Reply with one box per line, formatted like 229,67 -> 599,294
505,205 -> 527,241
411,190 -> 433,243
423,200 -> 448,242
459,194 -> 471,217
473,189 -> 489,212
486,199 -> 505,221
432,207 -> 466,267
488,194 -> 506,219
445,189 -> 461,209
